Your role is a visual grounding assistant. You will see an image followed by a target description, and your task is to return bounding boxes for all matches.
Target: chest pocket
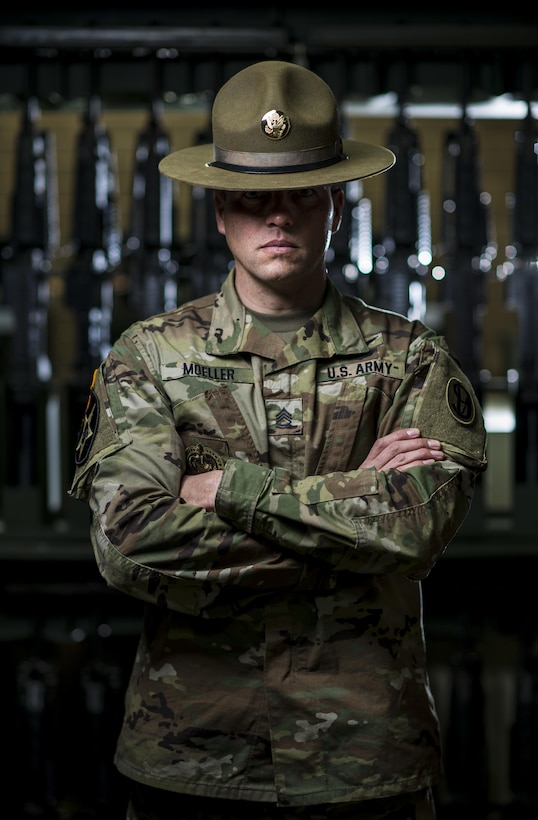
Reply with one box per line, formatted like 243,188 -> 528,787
315,375 -> 397,474
174,386 -> 263,472
314,378 -> 368,474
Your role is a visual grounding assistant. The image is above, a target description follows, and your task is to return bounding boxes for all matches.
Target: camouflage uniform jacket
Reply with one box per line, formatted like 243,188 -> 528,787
70,270 -> 487,807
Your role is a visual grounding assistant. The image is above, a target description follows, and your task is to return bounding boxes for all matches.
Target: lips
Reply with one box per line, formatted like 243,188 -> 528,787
261,239 -> 296,249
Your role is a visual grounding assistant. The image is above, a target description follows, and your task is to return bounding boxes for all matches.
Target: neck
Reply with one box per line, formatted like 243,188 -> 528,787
234,268 -> 327,315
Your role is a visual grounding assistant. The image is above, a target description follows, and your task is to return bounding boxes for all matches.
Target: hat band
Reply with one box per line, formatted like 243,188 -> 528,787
209,140 -> 347,174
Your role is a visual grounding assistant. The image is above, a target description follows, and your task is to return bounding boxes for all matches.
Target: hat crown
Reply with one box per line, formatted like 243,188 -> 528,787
212,61 -> 340,156
158,59 -> 395,191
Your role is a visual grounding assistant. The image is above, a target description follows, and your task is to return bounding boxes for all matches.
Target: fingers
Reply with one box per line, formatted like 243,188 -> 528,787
361,428 -> 445,472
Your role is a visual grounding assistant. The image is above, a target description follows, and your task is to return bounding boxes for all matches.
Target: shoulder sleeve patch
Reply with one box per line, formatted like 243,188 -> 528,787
74,388 -> 99,466
446,377 -> 476,425
69,367 -> 130,500
413,347 -> 487,466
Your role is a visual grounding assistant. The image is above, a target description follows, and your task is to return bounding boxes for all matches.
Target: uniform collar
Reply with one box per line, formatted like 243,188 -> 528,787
205,270 -> 370,359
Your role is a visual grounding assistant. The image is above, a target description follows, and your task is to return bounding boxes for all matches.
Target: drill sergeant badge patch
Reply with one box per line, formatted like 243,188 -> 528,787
446,377 -> 476,425
185,442 -> 227,474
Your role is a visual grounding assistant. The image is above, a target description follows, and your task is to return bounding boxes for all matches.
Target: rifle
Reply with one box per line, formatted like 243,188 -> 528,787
16,644 -> 58,816
125,73 -> 179,321
440,108 -> 492,393
323,114 -> 374,299
505,100 -> 538,483
183,117 -> 232,298
0,93 -> 62,526
326,178 -> 374,299
376,104 -> 431,319
79,638 -> 123,814
66,90 -> 121,440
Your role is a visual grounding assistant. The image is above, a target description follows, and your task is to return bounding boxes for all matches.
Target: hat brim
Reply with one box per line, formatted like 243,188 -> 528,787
159,139 -> 395,191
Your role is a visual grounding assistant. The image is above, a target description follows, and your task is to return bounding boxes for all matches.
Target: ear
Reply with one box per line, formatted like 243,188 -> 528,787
331,186 -> 345,233
332,214 -> 343,233
213,190 -> 226,235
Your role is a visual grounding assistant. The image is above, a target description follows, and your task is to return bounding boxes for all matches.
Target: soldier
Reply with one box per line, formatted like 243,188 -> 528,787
70,60 -> 487,820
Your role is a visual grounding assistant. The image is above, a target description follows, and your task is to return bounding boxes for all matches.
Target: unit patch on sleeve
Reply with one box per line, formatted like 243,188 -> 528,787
75,388 -> 99,466
446,377 -> 476,425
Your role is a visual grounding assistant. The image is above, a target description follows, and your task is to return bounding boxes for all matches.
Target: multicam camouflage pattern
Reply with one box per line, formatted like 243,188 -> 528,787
70,270 -> 487,807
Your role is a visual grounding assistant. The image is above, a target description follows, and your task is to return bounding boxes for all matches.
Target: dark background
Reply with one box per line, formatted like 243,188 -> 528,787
1,8 -> 537,819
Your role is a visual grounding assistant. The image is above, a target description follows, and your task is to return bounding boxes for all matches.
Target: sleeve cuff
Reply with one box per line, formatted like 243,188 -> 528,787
215,459 -> 272,533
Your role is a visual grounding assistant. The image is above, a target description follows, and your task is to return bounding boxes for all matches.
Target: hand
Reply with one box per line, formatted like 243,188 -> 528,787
179,428 -> 442,509
360,428 -> 444,472
180,470 -> 223,511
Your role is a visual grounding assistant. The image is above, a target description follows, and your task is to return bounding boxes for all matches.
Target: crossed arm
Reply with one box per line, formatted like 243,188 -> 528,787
180,427 -> 444,511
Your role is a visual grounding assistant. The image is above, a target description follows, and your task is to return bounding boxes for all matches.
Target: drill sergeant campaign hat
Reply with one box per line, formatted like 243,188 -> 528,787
159,60 -> 396,191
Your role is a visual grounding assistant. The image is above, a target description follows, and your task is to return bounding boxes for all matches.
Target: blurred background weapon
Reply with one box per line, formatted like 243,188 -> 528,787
504,95 -> 538,484
326,114 -> 374,300
182,114 -> 232,298
505,637 -> 538,818
124,59 -> 180,322
0,86 -> 62,527
444,621 -> 489,819
375,99 -> 431,319
439,79 -> 494,394
77,621 -> 124,817
16,633 -> 59,817
65,67 -> 122,448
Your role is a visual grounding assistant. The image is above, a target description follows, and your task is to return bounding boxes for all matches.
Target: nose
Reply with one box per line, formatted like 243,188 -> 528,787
265,191 -> 293,226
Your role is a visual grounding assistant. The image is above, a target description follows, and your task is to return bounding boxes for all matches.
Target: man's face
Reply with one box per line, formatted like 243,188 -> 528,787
213,186 -> 344,294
